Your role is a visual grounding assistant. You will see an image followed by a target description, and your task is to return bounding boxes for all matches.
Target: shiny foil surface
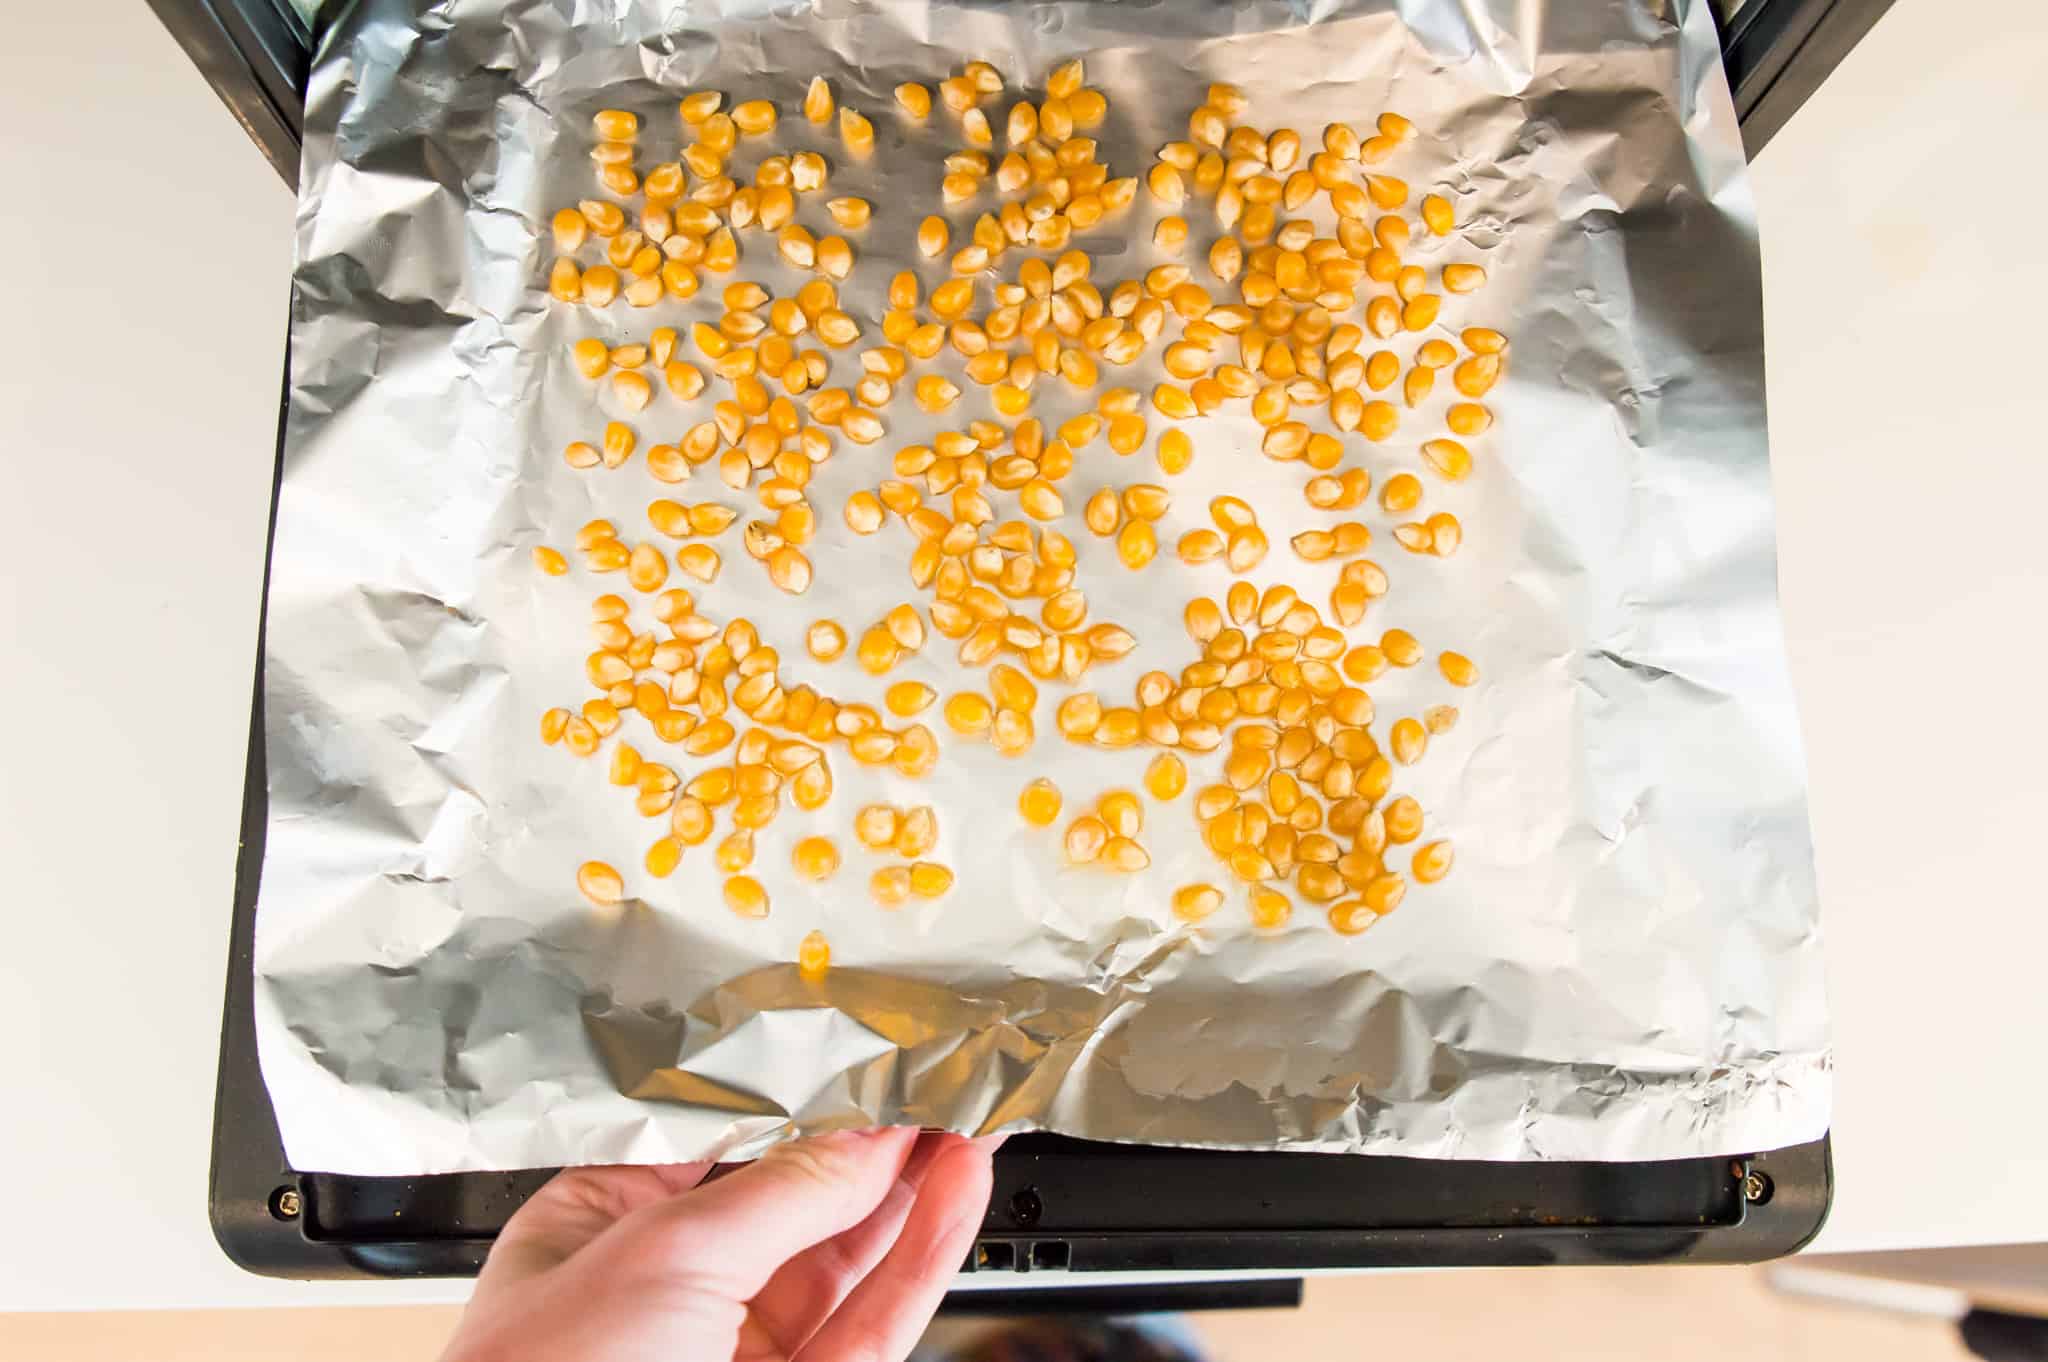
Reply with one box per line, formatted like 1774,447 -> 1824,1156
257,0 -> 1829,1175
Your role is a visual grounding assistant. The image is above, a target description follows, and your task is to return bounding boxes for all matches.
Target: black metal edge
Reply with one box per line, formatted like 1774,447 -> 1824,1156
156,0 -> 1894,190
938,1278 -> 1304,1316
1717,0 -> 1898,158
144,0 -> 309,189
207,336 -> 327,1279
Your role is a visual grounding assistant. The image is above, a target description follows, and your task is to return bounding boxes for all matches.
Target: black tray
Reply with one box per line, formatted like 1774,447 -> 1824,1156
200,0 -> 1843,1290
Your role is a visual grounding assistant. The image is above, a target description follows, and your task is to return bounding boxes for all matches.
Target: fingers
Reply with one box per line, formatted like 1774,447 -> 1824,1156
795,1136 -> 997,1362
480,1162 -> 714,1288
635,1126 -> 921,1300
746,1132 -> 964,1355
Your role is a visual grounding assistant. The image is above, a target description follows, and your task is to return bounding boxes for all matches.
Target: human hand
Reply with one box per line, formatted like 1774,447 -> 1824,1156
440,1127 -> 999,1362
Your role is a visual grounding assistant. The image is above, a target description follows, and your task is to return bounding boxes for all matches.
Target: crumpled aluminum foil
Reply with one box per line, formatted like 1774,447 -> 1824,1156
256,0 -> 1830,1175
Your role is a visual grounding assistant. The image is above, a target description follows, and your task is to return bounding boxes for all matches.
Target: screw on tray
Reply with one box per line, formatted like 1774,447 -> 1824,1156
269,1185 -> 302,1220
1007,1186 -> 1044,1228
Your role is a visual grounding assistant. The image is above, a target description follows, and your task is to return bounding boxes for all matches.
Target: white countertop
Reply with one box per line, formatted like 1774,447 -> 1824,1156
4,0 -> 2043,1312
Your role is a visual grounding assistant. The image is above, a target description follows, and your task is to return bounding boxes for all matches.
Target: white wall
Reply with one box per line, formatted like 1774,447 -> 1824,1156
1750,0 -> 2048,1252
0,9 -> 459,1308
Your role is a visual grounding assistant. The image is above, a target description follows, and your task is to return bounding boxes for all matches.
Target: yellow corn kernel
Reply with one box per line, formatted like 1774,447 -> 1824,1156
930,278 -> 975,321
1437,404 -> 1491,442
671,544 -> 718,582
1110,484 -> 1165,524
713,873 -> 766,918
1055,693 -> 1103,740
869,801 -> 931,860
1064,814 -> 1109,863
1453,353 -> 1503,400
1019,477 -> 1064,521
987,706 -> 1032,755
1325,898 -> 1374,935
792,929 -> 831,981
552,208 -> 591,257
570,336 -> 610,380
1217,525 -> 1264,574
909,372 -> 961,414
938,690 -> 990,736
1402,839 -> 1456,888
1220,746 -> 1268,793
1147,162 -> 1186,207
899,860 -> 951,898
1089,790 -> 1139,839
1389,716 -> 1428,766
1355,293 -> 1397,339
854,626 -> 900,676
1140,382 -> 1190,420
1206,236 -> 1245,287
619,540 -> 665,592
1402,363 -> 1434,409
1419,192 -> 1455,235
634,833 -> 681,879
1087,835 -> 1142,874
856,864 -> 909,911
1166,883 -> 1221,923
788,757 -> 833,814
982,665 -> 1032,716
1016,778 -> 1064,827
1423,511 -> 1461,557
872,681 -> 931,720
1380,471 -> 1423,513
561,716 -> 601,757
892,724 -> 939,779
1151,214 -> 1190,253
1243,886 -> 1290,930
813,235 -> 855,281
1090,705 -> 1139,747
1432,651 -> 1479,690
1453,328 -> 1505,360
539,706 -> 573,746
842,805 -> 900,857
1373,796 -> 1420,847
789,835 -> 840,882
1347,871 -> 1405,920
530,543 -> 571,577
796,619 -> 843,663
889,80 -> 932,120
832,105 -> 874,155
576,860 -> 625,906
1369,627 -> 1418,669
1130,752 -> 1183,803
1421,437 -> 1473,481
1112,519 -> 1154,569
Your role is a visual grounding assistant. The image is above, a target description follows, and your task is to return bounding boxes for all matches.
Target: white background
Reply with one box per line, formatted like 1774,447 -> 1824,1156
1,0 -> 2042,1309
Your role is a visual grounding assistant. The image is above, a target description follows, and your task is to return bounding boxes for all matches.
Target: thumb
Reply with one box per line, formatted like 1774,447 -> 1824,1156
624,1127 -> 922,1301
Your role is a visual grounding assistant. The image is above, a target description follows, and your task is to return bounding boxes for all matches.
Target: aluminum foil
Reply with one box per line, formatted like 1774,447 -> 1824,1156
257,0 -> 1829,1175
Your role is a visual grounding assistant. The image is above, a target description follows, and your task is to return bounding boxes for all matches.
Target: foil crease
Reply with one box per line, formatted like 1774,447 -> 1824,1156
256,0 -> 1829,1175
